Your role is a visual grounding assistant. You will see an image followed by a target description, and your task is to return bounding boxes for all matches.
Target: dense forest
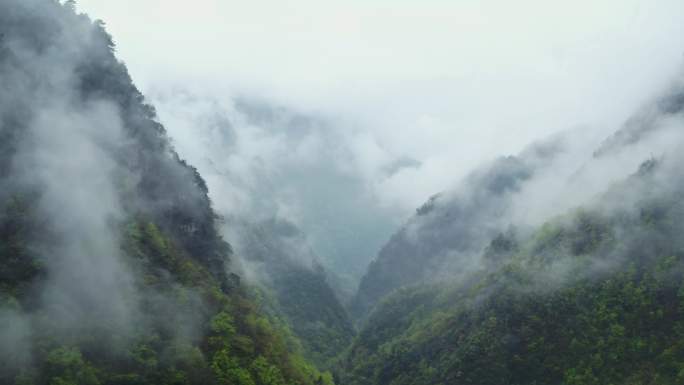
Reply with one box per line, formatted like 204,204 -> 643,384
229,218 -> 355,368
340,158 -> 684,384
339,70 -> 684,383
3,1 -> 684,385
0,1 -> 333,384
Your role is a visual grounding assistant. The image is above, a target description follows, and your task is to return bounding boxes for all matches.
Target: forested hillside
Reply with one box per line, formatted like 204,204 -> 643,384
350,154 -> 535,320
0,1 -> 331,384
351,78 -> 684,323
3,2 -> 684,385
339,77 -> 684,384
349,134 -> 576,321
339,157 -> 684,384
230,218 -> 355,368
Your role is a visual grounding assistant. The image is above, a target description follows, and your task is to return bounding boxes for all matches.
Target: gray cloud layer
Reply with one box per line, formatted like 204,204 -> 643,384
72,0 -> 684,290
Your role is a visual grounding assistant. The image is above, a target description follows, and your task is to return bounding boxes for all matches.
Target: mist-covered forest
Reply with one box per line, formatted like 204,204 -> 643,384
3,0 -> 684,384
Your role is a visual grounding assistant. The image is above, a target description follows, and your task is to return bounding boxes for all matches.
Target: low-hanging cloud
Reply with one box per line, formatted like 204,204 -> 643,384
150,89 -> 409,283
0,1 -> 141,363
0,0 -> 223,372
70,0 -> 684,302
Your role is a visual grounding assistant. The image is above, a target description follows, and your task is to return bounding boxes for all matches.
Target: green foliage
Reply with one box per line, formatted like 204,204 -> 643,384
0,195 -> 44,296
0,213 -> 332,385
339,195 -> 684,385
45,347 -> 100,385
0,1 -> 331,384
259,268 -> 355,368
236,221 -> 355,368
210,349 -> 255,385
250,356 -> 286,385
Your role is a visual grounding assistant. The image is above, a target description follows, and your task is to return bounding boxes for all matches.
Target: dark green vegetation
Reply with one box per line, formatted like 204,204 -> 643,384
232,219 -> 355,368
339,160 -> 684,384
3,1 -> 684,385
1,213 -> 331,385
350,147 -> 550,320
0,1 -> 333,384
338,75 -> 684,384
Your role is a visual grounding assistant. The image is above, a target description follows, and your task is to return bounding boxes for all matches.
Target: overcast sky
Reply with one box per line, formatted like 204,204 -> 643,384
74,0 -> 684,280
75,0 -> 684,178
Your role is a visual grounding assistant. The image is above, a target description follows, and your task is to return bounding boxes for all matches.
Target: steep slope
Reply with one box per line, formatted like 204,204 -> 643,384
340,156 -> 684,385
0,1 -> 331,384
594,76 -> 684,157
342,75 -> 684,384
350,78 -> 684,322
151,92 -> 402,293
350,142 -> 559,320
230,218 -> 356,368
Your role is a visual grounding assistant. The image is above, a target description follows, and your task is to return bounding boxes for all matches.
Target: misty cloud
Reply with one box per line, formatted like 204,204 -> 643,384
0,1 -> 141,361
149,89 -> 410,283
350,76 -> 684,318
16,100 -> 137,334
0,1 -> 226,373
66,1 -> 684,306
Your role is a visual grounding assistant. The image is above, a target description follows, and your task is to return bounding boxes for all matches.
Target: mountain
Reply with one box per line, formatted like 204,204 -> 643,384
0,1 -> 331,384
349,139 -> 563,321
339,80 -> 684,384
339,157 -> 684,385
594,77 -> 684,158
350,76 -> 684,322
4,2 -> 684,385
229,218 -> 356,368
144,91 -> 359,367
150,91 -> 402,293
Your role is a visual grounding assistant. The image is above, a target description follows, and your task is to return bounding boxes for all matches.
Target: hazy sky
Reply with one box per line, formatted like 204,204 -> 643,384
75,0 -> 684,187
74,0 -> 684,279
